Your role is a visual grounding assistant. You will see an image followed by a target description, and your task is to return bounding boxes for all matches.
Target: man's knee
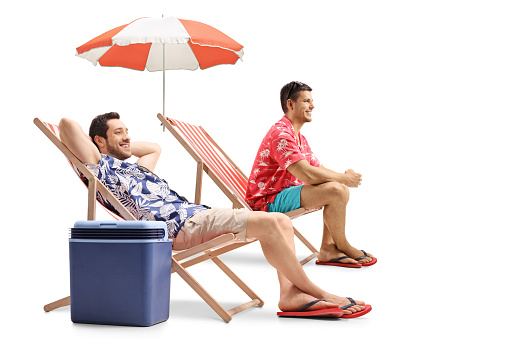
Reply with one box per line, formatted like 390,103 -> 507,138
249,212 -> 292,239
323,182 -> 350,203
273,213 -> 293,234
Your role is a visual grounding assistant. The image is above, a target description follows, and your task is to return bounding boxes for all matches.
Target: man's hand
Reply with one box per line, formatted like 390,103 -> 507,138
343,169 -> 362,187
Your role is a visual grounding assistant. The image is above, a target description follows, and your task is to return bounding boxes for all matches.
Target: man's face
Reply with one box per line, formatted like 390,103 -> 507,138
103,119 -> 131,160
290,90 -> 314,123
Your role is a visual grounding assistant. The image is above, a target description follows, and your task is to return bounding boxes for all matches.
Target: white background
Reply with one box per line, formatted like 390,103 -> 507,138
2,0 -> 508,337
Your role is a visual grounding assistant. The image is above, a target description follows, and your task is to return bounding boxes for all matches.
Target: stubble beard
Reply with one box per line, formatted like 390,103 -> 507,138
106,141 -> 131,161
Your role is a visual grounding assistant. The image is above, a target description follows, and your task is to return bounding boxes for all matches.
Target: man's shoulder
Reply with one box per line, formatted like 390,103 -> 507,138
266,117 -> 293,138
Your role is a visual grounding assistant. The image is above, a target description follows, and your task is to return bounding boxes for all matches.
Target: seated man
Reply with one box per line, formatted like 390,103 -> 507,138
58,112 -> 371,318
245,81 -> 376,268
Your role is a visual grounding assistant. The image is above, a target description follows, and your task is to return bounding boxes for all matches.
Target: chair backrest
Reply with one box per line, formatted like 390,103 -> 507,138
34,118 -> 135,221
164,116 -> 251,209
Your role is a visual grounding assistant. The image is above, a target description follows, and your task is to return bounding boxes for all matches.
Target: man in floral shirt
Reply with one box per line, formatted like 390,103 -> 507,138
246,81 -> 376,268
58,112 -> 371,318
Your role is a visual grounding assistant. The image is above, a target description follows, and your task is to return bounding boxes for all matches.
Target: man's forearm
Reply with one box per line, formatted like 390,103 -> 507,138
131,141 -> 161,172
287,161 -> 361,187
317,166 -> 362,187
130,141 -> 161,158
318,166 -> 349,185
299,165 -> 348,185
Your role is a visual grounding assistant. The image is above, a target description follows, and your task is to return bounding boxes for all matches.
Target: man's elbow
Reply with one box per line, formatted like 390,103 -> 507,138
59,117 -> 72,131
152,143 -> 162,156
148,142 -> 162,162
58,117 -> 77,143
288,162 -> 318,184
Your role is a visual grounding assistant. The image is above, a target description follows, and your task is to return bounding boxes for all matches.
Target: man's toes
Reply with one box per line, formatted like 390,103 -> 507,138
354,299 -> 365,306
359,256 -> 373,264
344,305 -> 363,314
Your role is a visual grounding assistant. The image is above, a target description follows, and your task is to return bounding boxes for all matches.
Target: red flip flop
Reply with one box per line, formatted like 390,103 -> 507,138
315,256 -> 362,268
277,299 -> 343,318
355,250 -> 377,267
340,298 -> 372,318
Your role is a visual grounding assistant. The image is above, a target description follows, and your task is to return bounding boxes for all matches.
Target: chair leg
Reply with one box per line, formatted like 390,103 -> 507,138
299,252 -> 319,266
172,258 -> 233,322
172,256 -> 263,322
210,256 -> 264,309
44,296 -> 70,312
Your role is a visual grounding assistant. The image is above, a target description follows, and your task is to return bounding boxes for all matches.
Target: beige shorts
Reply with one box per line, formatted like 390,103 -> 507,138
171,207 -> 250,251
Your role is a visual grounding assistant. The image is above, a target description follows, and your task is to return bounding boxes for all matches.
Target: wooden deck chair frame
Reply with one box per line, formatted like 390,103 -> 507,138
34,117 -> 263,323
157,113 -> 320,265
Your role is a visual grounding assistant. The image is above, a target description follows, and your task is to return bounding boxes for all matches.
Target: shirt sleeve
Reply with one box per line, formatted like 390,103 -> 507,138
300,135 -> 320,167
269,130 -> 307,170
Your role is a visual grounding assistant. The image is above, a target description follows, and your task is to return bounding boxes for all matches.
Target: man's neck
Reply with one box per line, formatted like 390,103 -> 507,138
284,115 -> 305,145
285,115 -> 304,136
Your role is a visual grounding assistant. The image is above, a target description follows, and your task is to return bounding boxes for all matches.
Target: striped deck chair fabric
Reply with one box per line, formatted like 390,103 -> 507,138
34,117 -> 263,322
167,116 -> 250,208
44,122 -> 125,221
158,113 -> 320,265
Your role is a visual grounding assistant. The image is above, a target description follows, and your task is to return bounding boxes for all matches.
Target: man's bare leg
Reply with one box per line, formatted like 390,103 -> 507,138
245,212 -> 366,315
301,182 -> 374,265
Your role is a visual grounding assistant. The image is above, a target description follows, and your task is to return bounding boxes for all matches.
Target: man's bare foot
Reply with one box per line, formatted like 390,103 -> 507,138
322,293 -> 366,316
279,286 -> 339,312
317,244 -> 359,265
339,245 -> 375,265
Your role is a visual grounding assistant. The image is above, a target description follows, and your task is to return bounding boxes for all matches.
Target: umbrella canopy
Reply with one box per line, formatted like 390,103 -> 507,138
76,16 -> 244,117
76,16 -> 244,71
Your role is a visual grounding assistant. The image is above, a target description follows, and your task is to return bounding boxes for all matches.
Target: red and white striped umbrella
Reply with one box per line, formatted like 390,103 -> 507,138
76,16 -> 244,116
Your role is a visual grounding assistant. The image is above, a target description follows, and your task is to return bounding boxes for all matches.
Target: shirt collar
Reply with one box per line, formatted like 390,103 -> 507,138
280,115 -> 300,140
280,115 -> 295,131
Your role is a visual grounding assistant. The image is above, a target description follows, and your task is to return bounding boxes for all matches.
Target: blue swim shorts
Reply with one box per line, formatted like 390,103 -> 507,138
267,185 -> 304,213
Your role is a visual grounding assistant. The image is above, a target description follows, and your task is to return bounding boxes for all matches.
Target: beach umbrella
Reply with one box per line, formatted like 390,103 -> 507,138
76,16 -> 244,117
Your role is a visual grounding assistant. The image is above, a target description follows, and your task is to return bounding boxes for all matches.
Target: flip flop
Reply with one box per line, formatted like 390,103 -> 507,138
277,299 -> 343,318
355,250 -> 377,267
315,256 -> 362,268
340,297 -> 372,318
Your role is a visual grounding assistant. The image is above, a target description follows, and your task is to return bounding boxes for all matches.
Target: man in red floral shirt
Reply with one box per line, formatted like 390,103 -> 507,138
246,81 -> 376,268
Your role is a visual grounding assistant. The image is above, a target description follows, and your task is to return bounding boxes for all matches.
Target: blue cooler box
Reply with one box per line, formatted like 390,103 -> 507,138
69,220 -> 172,326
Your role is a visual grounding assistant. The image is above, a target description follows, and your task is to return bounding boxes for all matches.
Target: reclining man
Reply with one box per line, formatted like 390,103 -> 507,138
58,112 -> 371,318
245,81 -> 376,268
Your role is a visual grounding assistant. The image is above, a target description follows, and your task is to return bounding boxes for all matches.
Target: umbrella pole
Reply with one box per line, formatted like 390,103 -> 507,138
162,41 -> 166,131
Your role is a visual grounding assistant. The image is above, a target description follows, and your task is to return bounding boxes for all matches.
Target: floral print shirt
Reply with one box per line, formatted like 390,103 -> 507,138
85,154 -> 208,237
245,116 -> 320,211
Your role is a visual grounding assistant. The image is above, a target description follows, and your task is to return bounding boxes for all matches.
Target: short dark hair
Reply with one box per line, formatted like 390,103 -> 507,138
280,81 -> 312,113
89,112 -> 120,150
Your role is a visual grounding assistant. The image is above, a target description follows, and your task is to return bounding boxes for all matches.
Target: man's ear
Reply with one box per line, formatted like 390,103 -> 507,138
94,135 -> 106,150
286,99 -> 294,112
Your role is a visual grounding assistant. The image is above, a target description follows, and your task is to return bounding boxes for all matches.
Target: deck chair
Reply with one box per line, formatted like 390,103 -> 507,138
34,117 -> 263,323
157,113 -> 320,265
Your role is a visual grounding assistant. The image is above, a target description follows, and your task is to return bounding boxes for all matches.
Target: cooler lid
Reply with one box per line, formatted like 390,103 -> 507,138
70,220 -> 169,242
